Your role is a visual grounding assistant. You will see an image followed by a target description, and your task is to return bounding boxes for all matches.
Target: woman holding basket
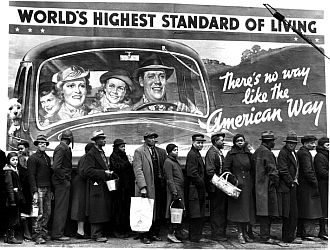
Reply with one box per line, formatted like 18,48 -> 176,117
223,134 -> 255,244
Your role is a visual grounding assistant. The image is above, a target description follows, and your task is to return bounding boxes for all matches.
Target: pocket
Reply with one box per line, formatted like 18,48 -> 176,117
90,183 -> 102,197
188,185 -> 198,200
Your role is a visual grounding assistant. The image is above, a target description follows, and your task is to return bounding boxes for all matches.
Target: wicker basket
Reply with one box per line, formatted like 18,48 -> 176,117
211,172 -> 241,199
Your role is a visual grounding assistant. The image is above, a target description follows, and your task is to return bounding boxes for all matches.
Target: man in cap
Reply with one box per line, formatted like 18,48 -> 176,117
82,129 -> 113,242
296,135 -> 322,240
27,135 -> 53,244
205,132 -> 228,242
253,131 -> 280,244
277,131 -> 302,244
51,129 -> 74,241
185,134 -> 207,242
132,54 -> 201,114
132,131 -> 167,244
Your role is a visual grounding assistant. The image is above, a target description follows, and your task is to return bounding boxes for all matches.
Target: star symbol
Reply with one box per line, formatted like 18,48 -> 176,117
315,38 -> 319,43
15,27 -> 19,32
293,37 -> 298,41
40,28 -> 45,33
28,28 -> 33,32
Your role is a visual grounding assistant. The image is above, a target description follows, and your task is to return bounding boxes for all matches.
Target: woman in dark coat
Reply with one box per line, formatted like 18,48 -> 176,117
314,137 -> 329,240
109,139 -> 135,238
71,142 -> 94,239
223,134 -> 255,244
163,144 -> 185,243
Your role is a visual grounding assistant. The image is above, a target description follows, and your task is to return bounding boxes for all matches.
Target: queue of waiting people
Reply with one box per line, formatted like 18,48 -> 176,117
0,129 -> 328,246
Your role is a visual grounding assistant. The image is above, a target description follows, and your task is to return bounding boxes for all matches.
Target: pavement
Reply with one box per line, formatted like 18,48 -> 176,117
0,222 -> 327,249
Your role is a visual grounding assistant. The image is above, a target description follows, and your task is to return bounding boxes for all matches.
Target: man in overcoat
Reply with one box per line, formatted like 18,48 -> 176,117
296,135 -> 322,240
185,134 -> 206,243
205,132 -> 227,242
277,131 -> 302,244
83,130 -> 113,242
51,129 -> 74,241
132,131 -> 167,244
253,131 -> 280,244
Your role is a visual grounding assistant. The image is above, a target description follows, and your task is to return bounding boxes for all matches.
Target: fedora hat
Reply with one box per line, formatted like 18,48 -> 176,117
144,131 -> 158,139
283,130 -> 298,143
211,132 -> 225,141
100,68 -> 134,92
259,131 -> 277,140
192,134 -> 206,142
133,54 -> 174,79
91,129 -> 107,141
34,134 -> 49,146
113,138 -> 126,147
301,135 -> 317,144
56,65 -> 90,89
60,129 -> 73,140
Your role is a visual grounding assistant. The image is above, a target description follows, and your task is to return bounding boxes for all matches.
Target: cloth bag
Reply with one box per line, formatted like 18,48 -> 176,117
130,197 -> 154,232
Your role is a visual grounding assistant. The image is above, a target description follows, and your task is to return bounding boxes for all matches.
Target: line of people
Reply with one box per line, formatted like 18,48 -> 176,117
0,129 -> 328,246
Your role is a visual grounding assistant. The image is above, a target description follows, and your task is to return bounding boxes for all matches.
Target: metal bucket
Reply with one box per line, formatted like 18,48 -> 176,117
106,173 -> 119,191
170,200 -> 184,224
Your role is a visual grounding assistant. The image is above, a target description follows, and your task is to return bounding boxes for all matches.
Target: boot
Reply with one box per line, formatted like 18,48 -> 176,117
22,219 -> 32,240
6,229 -> 22,244
237,224 -> 246,244
318,218 -> 328,240
243,224 -> 253,243
247,224 -> 255,239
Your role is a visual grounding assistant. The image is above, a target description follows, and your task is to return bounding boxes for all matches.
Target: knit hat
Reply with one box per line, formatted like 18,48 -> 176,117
166,143 -> 177,154
318,137 -> 329,147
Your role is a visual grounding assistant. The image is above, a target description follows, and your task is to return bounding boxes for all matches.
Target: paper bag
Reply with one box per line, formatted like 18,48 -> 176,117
130,197 -> 154,232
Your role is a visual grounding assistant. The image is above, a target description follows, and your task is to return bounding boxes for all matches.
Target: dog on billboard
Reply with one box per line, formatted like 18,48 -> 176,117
7,98 -> 22,137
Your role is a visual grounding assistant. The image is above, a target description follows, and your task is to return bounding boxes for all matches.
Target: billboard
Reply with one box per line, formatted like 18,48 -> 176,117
5,0 -> 328,159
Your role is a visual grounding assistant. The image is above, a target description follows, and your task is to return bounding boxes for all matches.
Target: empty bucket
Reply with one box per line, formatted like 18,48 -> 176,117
170,200 -> 184,223
106,173 -> 119,191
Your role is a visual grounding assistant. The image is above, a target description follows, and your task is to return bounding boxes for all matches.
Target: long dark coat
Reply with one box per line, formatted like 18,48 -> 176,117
163,155 -> 185,219
185,146 -> 206,219
314,146 -> 328,218
71,154 -> 88,221
223,146 -> 255,223
83,146 -> 112,224
18,156 -> 32,215
132,144 -> 167,220
253,144 -> 279,217
277,145 -> 299,218
296,146 -> 322,219
52,141 -> 72,184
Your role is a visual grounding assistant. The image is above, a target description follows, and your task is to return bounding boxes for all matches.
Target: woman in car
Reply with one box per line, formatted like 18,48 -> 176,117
91,68 -> 134,113
56,65 -> 91,120
38,81 -> 61,126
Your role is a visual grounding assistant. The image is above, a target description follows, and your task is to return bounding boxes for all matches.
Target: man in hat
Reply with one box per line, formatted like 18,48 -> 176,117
132,54 -> 201,114
296,135 -> 322,240
132,131 -> 167,244
185,134 -> 207,242
277,131 -> 302,244
252,131 -> 280,244
27,135 -> 53,244
82,129 -> 113,242
51,129 -> 74,241
205,132 -> 228,242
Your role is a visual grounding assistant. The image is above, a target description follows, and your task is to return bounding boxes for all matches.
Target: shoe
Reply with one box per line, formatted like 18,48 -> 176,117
261,238 -> 279,244
95,237 -> 108,242
291,238 -> 303,244
52,236 -> 70,241
140,237 -> 151,244
150,235 -> 162,241
76,233 -> 89,239
244,234 -> 253,243
175,229 -> 188,240
35,237 -> 46,244
211,235 -> 227,242
24,233 -> 33,240
238,233 -> 246,244
301,236 -> 314,241
167,233 -> 182,243
318,233 -> 328,240
43,235 -> 52,241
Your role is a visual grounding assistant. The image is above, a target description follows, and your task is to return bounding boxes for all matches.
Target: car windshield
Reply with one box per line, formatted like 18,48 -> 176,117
36,48 -> 208,128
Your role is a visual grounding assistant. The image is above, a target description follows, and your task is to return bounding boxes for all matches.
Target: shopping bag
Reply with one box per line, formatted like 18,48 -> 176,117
130,197 -> 154,232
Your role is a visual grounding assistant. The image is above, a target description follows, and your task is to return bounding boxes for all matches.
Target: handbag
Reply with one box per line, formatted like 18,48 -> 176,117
211,172 -> 241,199
130,197 -> 154,232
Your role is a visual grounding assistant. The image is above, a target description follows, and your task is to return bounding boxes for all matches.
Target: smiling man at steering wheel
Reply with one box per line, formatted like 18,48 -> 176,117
132,53 -> 201,114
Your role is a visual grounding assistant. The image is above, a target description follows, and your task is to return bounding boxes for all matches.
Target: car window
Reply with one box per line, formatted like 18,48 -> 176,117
36,49 -> 208,128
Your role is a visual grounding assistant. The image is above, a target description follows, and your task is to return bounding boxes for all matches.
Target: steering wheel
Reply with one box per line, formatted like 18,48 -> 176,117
134,102 -> 178,111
